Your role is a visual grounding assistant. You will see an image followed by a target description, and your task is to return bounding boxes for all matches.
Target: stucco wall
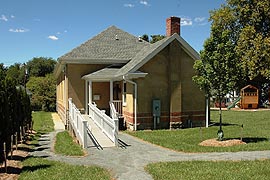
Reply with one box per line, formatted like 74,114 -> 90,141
56,72 -> 66,122
92,82 -> 110,112
133,39 -> 205,129
66,64 -> 107,110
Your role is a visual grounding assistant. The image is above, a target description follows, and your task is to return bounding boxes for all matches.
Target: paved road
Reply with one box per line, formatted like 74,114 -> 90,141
30,129 -> 270,180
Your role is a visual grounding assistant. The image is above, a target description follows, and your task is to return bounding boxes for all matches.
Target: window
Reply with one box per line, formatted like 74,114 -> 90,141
123,81 -> 127,106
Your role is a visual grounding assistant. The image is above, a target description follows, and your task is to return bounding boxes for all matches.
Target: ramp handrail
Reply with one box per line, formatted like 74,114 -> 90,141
68,98 -> 88,148
88,102 -> 118,146
110,101 -> 118,119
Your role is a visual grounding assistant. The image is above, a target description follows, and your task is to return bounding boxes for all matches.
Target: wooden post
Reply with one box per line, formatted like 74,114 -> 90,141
3,142 -> 7,173
240,124 -> 244,141
15,132 -> 18,150
20,126 -> 23,144
10,135 -> 13,159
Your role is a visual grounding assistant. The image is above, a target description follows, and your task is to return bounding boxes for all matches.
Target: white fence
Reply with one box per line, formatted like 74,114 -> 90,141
68,98 -> 88,148
111,100 -> 122,116
88,102 -> 118,146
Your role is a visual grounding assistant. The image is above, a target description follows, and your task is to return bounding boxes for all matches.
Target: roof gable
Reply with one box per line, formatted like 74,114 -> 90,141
59,26 -> 150,63
118,33 -> 200,76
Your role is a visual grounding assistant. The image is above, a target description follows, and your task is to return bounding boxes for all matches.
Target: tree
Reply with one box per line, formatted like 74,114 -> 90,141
0,64 -> 6,81
5,63 -> 25,85
194,0 -> 270,139
150,35 -> 166,43
193,2 -> 243,140
231,0 -> 270,82
26,74 -> 56,112
27,57 -> 56,77
141,34 -> 166,44
141,34 -> 149,42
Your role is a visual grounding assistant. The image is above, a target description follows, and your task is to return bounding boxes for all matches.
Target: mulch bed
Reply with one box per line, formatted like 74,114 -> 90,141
199,138 -> 246,147
0,146 -> 29,180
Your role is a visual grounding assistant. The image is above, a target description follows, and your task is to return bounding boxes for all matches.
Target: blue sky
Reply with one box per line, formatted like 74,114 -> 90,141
0,0 -> 225,66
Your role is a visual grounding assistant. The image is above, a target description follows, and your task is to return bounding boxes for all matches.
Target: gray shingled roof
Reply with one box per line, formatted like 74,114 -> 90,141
81,34 -> 200,81
59,26 -> 150,62
82,68 -> 120,80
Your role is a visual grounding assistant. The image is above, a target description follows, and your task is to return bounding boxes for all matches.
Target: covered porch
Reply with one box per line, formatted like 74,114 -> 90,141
82,67 -> 148,131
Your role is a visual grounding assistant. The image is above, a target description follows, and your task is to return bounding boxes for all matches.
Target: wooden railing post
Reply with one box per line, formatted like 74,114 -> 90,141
114,118 -> 119,146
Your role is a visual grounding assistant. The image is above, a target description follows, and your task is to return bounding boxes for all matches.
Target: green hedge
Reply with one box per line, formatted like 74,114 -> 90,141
0,77 -> 32,163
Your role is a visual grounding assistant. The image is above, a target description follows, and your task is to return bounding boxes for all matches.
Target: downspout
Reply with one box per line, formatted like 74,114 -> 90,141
64,64 -> 68,128
123,76 -> 138,131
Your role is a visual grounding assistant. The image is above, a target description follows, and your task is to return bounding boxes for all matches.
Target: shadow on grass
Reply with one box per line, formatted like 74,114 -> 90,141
242,137 -> 268,143
0,166 -> 22,174
224,137 -> 268,143
22,164 -> 51,172
17,146 -> 35,153
210,122 -> 240,127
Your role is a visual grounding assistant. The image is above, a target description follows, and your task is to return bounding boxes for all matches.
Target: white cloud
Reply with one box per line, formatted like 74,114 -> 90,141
194,17 -> 206,23
181,18 -> 192,26
140,0 -> 150,6
11,15 -> 15,19
0,15 -> 8,22
34,18 -> 41,22
124,3 -> 135,8
64,30 -> 68,33
9,28 -> 29,33
48,35 -> 59,40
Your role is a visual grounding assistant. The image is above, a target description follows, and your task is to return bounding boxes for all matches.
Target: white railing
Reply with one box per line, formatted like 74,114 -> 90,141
68,98 -> 88,148
110,101 -> 118,119
112,100 -> 122,116
88,102 -> 118,146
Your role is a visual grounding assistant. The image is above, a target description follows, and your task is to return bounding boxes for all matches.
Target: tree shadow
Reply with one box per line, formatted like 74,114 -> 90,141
17,146 -> 35,153
210,122 -> 240,127
22,164 -> 51,172
0,166 -> 22,174
7,155 -> 25,161
223,137 -> 268,143
242,137 -> 268,143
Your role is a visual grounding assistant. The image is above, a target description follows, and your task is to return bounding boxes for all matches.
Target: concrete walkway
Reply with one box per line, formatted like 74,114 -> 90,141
30,114 -> 270,180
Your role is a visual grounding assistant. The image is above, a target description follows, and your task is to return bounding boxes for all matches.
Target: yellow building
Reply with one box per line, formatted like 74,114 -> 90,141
54,17 -> 205,130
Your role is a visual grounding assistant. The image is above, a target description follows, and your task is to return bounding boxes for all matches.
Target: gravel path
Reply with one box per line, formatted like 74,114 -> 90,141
30,130 -> 270,180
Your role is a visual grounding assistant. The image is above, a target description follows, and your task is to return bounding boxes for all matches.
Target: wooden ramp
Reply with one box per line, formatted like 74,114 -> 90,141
82,115 -> 115,149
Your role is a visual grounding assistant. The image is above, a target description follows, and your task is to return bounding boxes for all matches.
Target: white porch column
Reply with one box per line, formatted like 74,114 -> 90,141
89,80 -> 92,105
85,80 -> 89,114
110,80 -> 113,102
110,80 -> 113,117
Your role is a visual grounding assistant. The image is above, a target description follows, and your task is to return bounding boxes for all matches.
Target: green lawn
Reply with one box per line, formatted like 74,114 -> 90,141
55,131 -> 85,156
20,157 -> 111,180
32,111 -> 54,134
127,110 -> 270,152
146,160 -> 270,180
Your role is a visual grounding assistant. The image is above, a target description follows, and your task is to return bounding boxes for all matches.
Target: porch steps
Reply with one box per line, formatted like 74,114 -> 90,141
82,115 -> 115,148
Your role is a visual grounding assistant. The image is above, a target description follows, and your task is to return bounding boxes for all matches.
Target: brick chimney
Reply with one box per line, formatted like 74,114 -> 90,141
166,16 -> 181,36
